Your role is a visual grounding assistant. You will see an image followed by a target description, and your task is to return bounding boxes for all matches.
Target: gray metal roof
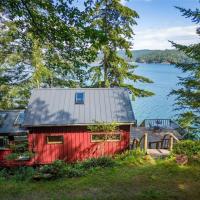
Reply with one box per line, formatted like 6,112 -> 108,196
0,110 -> 27,135
23,88 -> 135,126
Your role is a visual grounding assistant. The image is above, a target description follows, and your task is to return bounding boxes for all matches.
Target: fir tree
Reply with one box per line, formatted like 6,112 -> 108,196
170,5 -> 200,136
88,0 -> 154,97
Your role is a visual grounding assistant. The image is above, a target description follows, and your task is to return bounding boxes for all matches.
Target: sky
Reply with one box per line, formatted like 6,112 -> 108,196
123,0 -> 200,50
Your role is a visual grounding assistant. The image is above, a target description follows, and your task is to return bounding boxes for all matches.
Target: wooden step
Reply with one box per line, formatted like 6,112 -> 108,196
147,149 -> 170,158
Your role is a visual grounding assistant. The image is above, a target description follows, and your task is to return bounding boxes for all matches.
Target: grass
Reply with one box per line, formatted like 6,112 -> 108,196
0,153 -> 200,200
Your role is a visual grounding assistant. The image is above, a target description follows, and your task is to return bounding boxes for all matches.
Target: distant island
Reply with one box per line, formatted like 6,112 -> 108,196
96,49 -> 193,64
133,49 -> 193,64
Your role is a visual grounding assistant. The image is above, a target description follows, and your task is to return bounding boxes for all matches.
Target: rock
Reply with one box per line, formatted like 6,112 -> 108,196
176,154 -> 188,165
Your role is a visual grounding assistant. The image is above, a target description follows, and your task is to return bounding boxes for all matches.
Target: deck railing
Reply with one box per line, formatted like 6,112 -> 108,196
139,119 -> 186,136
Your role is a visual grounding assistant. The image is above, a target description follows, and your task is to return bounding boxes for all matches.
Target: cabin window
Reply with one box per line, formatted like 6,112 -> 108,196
91,133 -> 121,142
75,92 -> 85,104
47,136 -> 63,144
0,136 -> 9,149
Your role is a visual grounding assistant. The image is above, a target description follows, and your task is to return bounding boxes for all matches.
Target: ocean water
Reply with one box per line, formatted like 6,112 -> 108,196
131,63 -> 184,124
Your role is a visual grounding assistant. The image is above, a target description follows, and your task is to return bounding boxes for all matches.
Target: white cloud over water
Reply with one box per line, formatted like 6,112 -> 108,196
133,25 -> 199,50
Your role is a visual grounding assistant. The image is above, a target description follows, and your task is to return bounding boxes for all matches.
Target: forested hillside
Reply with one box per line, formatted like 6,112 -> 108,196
134,49 -> 193,64
96,49 -> 193,64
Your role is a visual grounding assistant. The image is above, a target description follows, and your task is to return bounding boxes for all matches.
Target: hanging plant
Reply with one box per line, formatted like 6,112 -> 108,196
88,121 -> 119,133
6,141 -> 34,161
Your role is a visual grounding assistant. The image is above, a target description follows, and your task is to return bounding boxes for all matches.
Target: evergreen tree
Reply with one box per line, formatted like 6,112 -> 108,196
88,0 -> 154,97
170,5 -> 200,136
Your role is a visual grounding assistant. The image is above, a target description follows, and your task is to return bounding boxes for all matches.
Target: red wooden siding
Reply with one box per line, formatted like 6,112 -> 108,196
0,125 -> 130,166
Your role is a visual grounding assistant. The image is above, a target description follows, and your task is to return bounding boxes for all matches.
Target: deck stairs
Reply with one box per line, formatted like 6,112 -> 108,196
147,149 -> 170,158
130,131 -> 179,158
130,119 -> 184,158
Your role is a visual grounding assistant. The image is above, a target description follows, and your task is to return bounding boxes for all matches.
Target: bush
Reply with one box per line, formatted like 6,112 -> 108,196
38,160 -> 67,178
36,160 -> 85,180
11,167 -> 35,181
173,140 -> 200,157
81,157 -> 115,169
0,168 -> 8,181
173,140 -> 200,163
65,166 -> 85,178
115,150 -> 155,165
0,167 -> 35,181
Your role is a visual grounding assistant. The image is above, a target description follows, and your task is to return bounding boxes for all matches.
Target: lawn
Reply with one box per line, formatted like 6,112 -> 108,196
0,157 -> 200,200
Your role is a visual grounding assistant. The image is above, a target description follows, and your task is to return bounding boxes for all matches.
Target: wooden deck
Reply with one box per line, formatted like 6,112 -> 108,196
131,127 -> 182,143
130,119 -> 184,157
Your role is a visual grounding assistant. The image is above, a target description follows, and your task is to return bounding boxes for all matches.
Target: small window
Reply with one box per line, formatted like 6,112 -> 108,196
75,92 -> 85,104
0,136 -> 9,149
47,136 -> 63,144
91,133 -> 121,142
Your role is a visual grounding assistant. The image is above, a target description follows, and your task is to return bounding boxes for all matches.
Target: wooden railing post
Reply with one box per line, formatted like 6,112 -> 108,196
144,133 -> 148,153
169,135 -> 173,151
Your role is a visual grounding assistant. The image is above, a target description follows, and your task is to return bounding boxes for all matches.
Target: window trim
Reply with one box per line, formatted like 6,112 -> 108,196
91,132 -> 121,143
47,135 -> 64,144
75,92 -> 85,104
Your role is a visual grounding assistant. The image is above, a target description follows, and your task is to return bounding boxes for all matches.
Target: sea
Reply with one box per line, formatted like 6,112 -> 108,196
131,63 -> 184,124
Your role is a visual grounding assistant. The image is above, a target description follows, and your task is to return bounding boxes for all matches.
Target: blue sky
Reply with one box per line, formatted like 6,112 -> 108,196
123,0 -> 200,49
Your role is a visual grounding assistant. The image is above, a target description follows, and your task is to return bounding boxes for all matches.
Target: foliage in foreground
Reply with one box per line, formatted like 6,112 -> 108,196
0,157 -> 116,181
0,159 -> 200,200
170,4 -> 200,135
173,140 -> 200,162
1,145 -> 200,182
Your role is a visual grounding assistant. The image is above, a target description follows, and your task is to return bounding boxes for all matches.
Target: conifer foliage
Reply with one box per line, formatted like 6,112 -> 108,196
170,5 -> 200,135
88,0 -> 154,97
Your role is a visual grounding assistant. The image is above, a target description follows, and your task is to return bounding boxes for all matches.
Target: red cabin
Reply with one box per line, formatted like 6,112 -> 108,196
0,88 -> 135,166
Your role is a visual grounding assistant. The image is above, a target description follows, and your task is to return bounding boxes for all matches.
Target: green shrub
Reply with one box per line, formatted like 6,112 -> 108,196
65,166 -> 84,178
173,140 -> 200,157
11,167 -> 35,181
0,168 -> 8,180
173,140 -> 200,164
81,157 -> 115,169
115,150 -> 155,165
39,160 -> 67,178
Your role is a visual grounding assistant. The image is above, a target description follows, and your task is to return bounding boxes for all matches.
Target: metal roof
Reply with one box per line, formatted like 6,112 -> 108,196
0,110 -> 27,135
23,88 -> 135,126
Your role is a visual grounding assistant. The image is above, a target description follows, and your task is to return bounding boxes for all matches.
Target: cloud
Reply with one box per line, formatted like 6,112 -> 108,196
120,0 -> 127,5
133,25 -> 199,50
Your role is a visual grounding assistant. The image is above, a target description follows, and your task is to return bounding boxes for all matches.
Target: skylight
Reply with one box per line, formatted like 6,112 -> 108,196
14,111 -> 25,126
75,92 -> 85,104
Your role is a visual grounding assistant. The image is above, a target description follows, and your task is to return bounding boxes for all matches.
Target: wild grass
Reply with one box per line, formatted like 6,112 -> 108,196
0,151 -> 199,200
